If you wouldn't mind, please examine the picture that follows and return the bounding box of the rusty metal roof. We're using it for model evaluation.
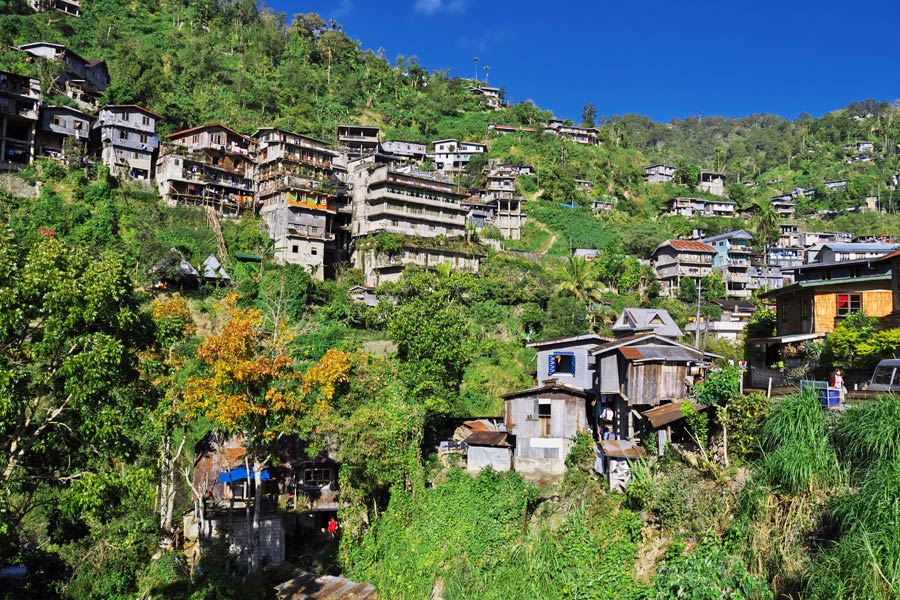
[598,440,646,459]
[666,240,716,252]
[465,431,510,447]
[619,345,702,363]
[642,401,708,429]
[276,573,377,600]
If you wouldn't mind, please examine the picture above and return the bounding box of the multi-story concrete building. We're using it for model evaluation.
[36,105,90,161]
[543,120,600,145]
[347,158,481,285]
[431,139,487,172]
[643,164,676,184]
[380,140,426,161]
[468,85,502,109]
[483,166,524,240]
[27,0,80,16]
[17,42,108,110]
[698,171,727,196]
[93,105,160,179]
[665,197,736,218]
[0,70,41,171]
[650,240,716,297]
[255,128,342,280]
[702,230,755,298]
[337,124,379,157]
[155,124,255,214]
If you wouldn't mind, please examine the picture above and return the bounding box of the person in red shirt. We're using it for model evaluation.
[327,517,338,538]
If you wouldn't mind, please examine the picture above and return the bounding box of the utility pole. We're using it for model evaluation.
[473,56,479,84]
[695,277,703,349]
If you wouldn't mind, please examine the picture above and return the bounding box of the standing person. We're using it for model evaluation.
[327,517,338,538]
[831,369,846,402]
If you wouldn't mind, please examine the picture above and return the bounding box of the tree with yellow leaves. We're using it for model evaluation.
[183,295,350,573]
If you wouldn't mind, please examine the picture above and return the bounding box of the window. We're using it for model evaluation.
[311,248,318,255]
[537,402,551,418]
[119,130,127,140]
[548,352,576,375]
[139,134,149,143]
[121,112,129,121]
[73,121,83,130]
[52,116,62,126]
[142,115,150,126]
[292,245,299,253]
[872,366,895,387]
[303,468,332,487]
[836,293,862,317]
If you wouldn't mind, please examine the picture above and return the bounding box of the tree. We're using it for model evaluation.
[751,201,780,249]
[183,295,350,573]
[678,277,698,303]
[695,365,741,466]
[701,271,726,303]
[387,291,472,418]
[0,233,147,505]
[581,103,597,128]
[557,255,603,303]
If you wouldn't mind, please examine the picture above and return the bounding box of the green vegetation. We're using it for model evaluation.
[2,0,900,597]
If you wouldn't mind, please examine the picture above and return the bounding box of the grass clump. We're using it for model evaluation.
[759,390,841,494]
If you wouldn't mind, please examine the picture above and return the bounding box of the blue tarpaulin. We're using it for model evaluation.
[218,466,272,483]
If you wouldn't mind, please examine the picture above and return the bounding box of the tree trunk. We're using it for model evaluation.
[252,457,264,574]
[159,432,186,532]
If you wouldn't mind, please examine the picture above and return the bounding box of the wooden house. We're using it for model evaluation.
[526,333,614,391]
[589,334,710,440]
[502,382,593,475]
[746,257,893,387]
[0,70,40,170]
[156,124,256,214]
[650,240,716,298]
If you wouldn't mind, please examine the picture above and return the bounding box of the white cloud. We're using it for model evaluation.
[332,0,353,19]
[413,0,468,15]
[457,30,513,53]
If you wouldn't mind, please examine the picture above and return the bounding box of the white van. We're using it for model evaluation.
[867,359,900,392]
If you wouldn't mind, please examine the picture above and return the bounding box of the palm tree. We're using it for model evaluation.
[557,255,604,304]
[752,200,779,249]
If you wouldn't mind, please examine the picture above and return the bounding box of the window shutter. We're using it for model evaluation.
[548,354,556,375]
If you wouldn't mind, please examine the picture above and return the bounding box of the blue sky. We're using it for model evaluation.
[267,0,900,123]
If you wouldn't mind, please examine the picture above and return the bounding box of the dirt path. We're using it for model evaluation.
[531,220,558,255]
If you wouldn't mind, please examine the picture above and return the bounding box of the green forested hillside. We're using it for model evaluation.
[2,1,900,599]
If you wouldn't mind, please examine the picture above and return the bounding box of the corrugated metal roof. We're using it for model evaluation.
[626,345,702,362]
[598,440,646,459]
[501,382,592,400]
[666,240,716,252]
[276,573,377,600]
[642,401,707,429]
[465,432,510,447]
[760,274,890,298]
[619,347,644,360]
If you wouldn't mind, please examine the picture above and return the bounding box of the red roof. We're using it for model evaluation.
[666,240,716,252]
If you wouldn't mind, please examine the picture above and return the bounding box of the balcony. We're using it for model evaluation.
[368,187,467,212]
[368,203,466,227]
[286,224,336,241]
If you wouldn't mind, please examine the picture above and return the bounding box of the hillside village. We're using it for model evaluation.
[3,1,900,599]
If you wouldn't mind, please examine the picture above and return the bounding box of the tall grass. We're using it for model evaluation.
[759,390,841,494]
[833,393,900,468]
[804,399,900,598]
